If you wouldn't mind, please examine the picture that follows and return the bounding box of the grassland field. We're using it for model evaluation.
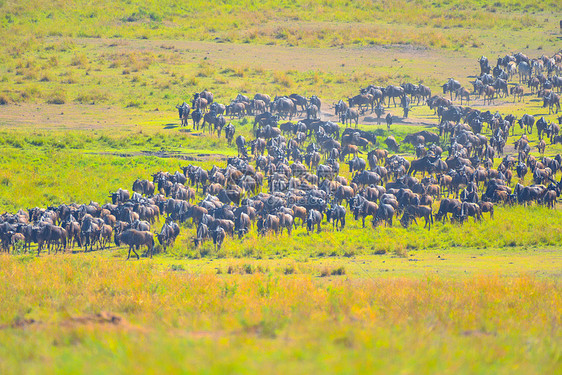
[0,1,562,374]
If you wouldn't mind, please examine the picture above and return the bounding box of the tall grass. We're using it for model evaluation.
[0,255,559,374]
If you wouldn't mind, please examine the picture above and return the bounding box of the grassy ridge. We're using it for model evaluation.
[0,0,560,108]
[0,255,560,374]
[0,0,554,47]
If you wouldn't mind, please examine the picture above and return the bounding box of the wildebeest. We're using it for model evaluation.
[517,114,535,134]
[132,179,155,196]
[224,122,236,145]
[400,205,433,230]
[114,229,154,259]
[543,92,560,114]
[442,79,461,100]
[176,102,190,127]
[157,221,180,251]
[306,209,322,233]
[372,203,394,227]
[384,85,405,107]
[211,227,226,251]
[326,204,346,231]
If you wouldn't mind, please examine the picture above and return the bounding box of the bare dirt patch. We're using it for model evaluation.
[0,103,152,131]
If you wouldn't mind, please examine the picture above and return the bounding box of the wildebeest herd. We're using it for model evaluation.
[1,50,562,258]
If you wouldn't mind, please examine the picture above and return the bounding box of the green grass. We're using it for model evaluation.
[1,1,562,373]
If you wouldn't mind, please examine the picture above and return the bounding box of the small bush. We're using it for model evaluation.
[320,266,346,277]
[283,263,297,275]
[0,94,8,105]
[47,92,66,105]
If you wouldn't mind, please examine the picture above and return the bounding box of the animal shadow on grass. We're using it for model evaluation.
[164,123,179,129]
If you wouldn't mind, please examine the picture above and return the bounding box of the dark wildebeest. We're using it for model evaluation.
[435,198,462,223]
[372,203,394,227]
[517,114,535,134]
[191,108,203,130]
[384,85,405,107]
[385,113,393,130]
[326,204,346,231]
[193,223,209,248]
[400,205,433,230]
[211,227,226,251]
[478,56,491,75]
[348,155,366,173]
[111,188,130,204]
[289,93,308,114]
[352,198,378,228]
[442,79,461,100]
[157,222,180,251]
[306,209,322,233]
[132,179,155,196]
[234,212,251,239]
[114,229,154,260]
[543,92,561,114]
[224,122,236,145]
[334,99,349,118]
[348,94,374,113]
[176,102,190,127]
[384,135,399,152]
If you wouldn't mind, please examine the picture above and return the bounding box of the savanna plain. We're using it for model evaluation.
[0,1,561,374]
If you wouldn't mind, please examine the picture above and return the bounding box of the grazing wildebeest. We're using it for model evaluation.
[435,198,462,223]
[132,179,155,196]
[257,214,281,236]
[372,203,394,227]
[517,114,535,134]
[458,202,482,224]
[157,221,180,251]
[401,205,433,230]
[114,229,154,260]
[384,135,399,152]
